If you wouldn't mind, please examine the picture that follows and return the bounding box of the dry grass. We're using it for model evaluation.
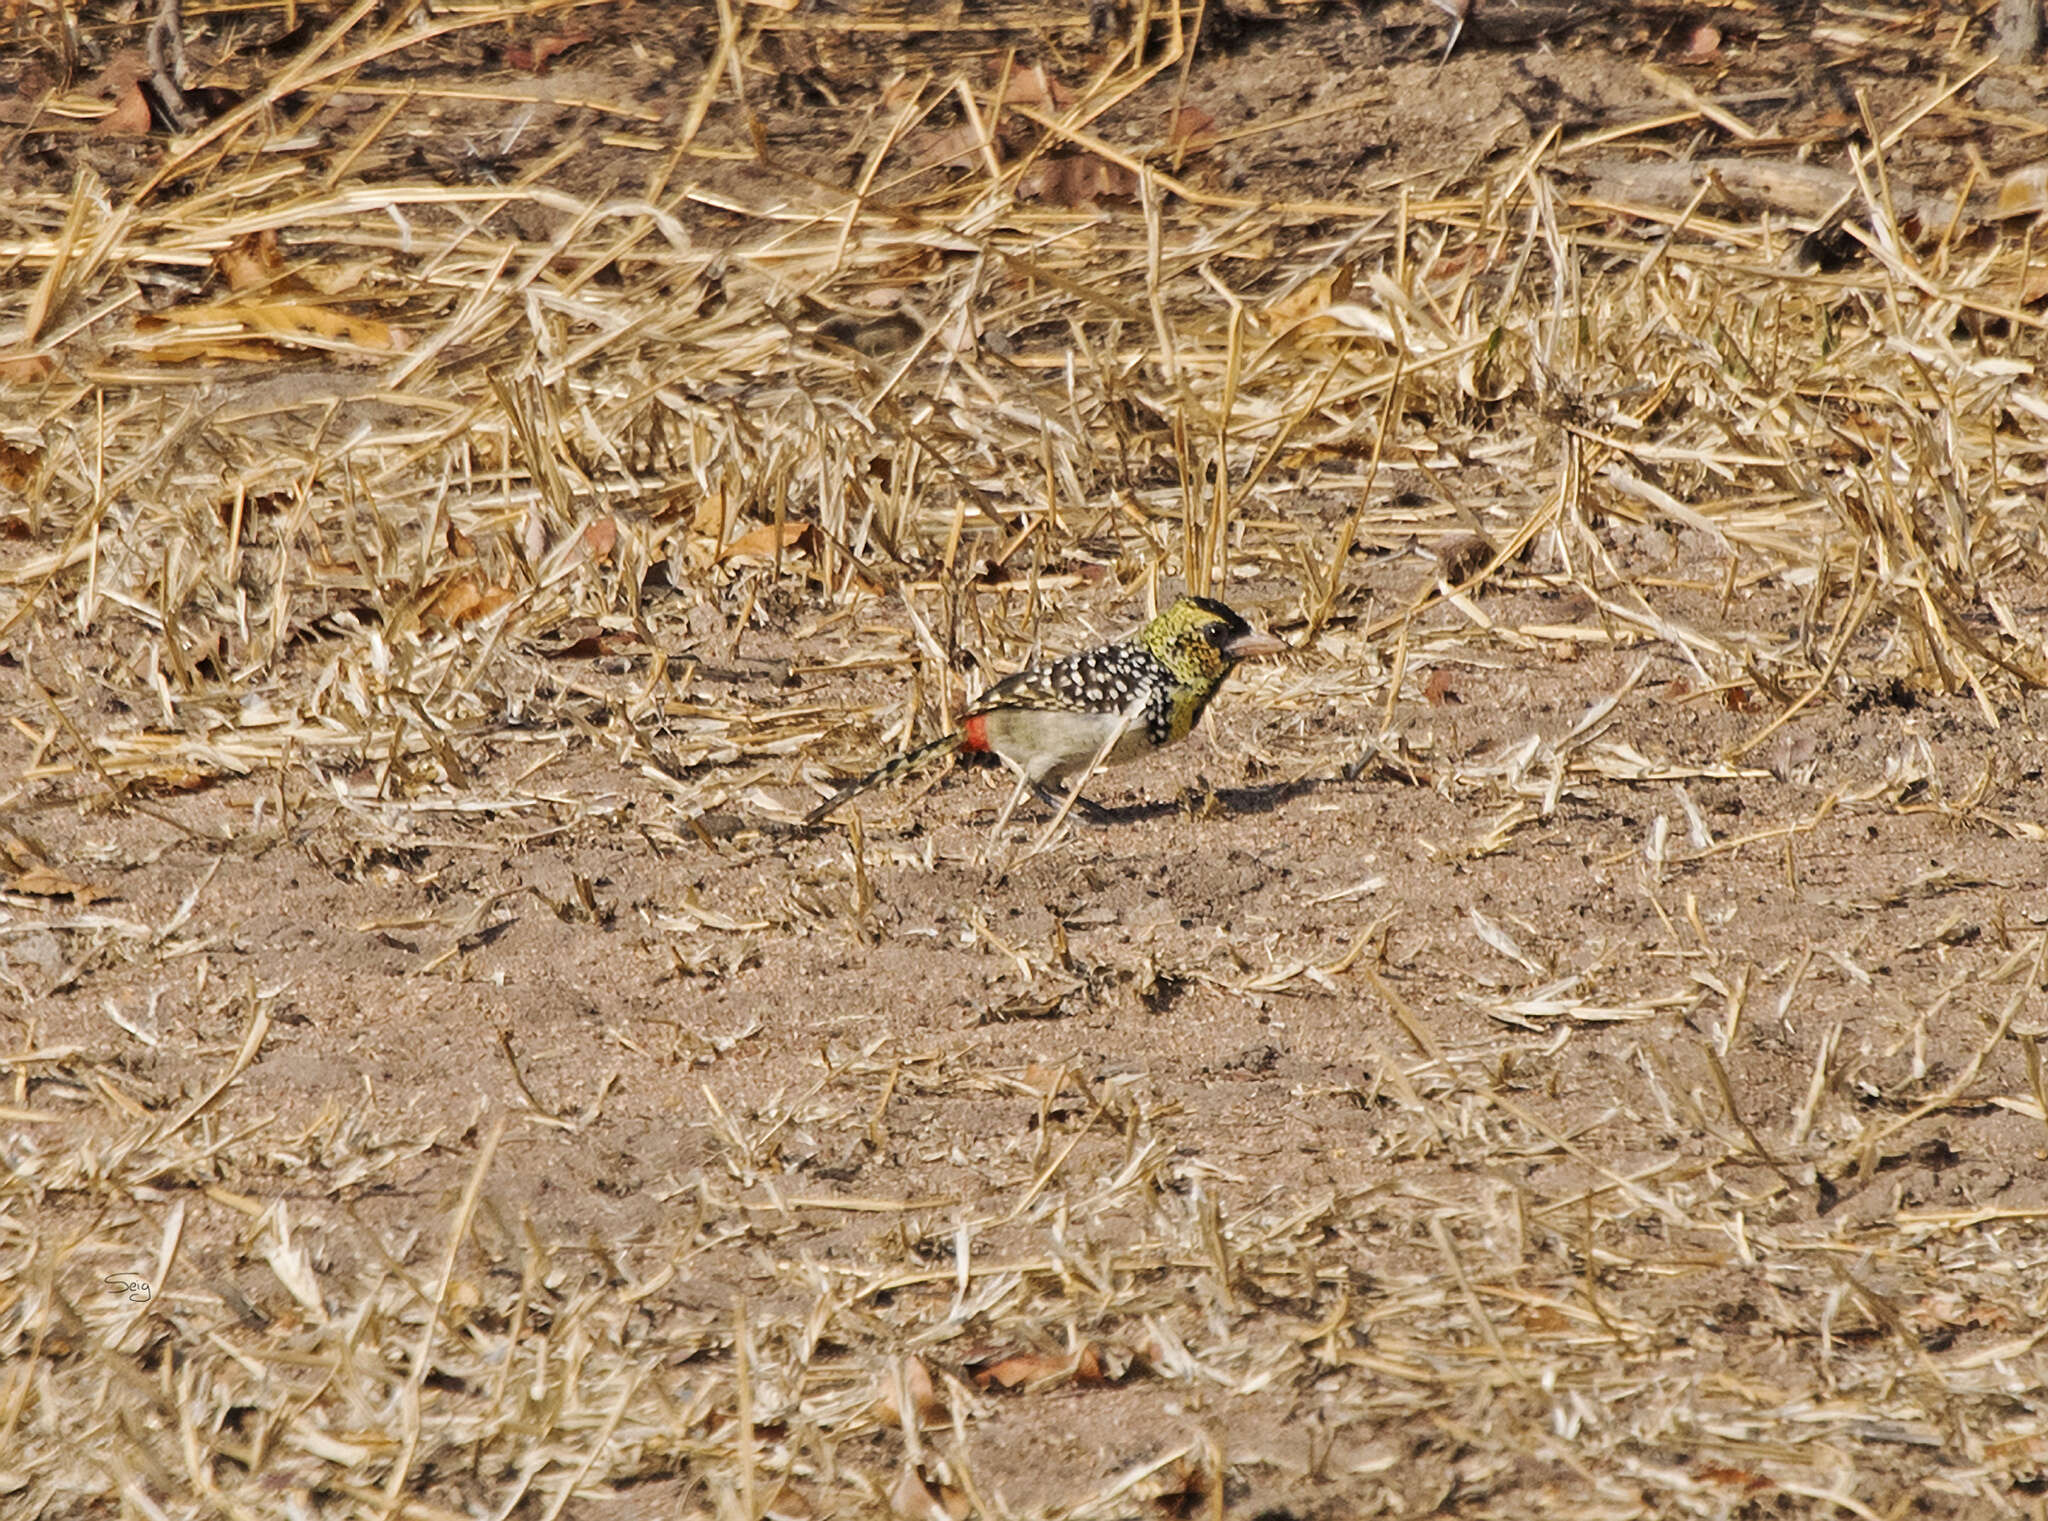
[6,0,2048,1516]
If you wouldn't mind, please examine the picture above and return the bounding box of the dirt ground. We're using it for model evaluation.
[7,2,2048,1518]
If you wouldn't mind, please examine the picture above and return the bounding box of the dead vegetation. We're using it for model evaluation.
[6,1,2048,1516]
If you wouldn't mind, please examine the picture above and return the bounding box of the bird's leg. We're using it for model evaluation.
[987,767,1035,840]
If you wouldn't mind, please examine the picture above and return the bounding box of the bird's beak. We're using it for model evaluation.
[1224,629,1288,659]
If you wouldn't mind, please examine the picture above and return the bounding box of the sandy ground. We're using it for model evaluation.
[6,3,2048,1517]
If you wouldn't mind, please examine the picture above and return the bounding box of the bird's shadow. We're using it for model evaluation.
[1071,774,1330,826]
[700,770,1375,849]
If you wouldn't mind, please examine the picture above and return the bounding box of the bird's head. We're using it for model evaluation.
[1141,596,1288,681]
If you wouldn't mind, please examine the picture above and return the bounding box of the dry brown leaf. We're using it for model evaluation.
[851,284,913,311]
[1149,1454,1215,1519]
[545,628,641,660]
[1019,1061,1065,1092]
[1018,154,1139,207]
[1912,1291,2014,1331]
[1260,265,1356,329]
[691,485,728,539]
[506,31,591,73]
[218,230,287,294]
[1167,104,1216,154]
[0,353,55,385]
[296,260,377,296]
[87,50,155,135]
[999,62,1069,110]
[231,300,402,350]
[1426,243,1491,285]
[8,866,104,904]
[871,1354,941,1427]
[1517,1303,1571,1333]
[1694,1464,1771,1492]
[917,122,991,172]
[135,300,402,352]
[133,766,217,796]
[581,516,619,564]
[0,439,41,492]
[1679,22,1723,60]
[1998,164,2048,219]
[98,81,154,136]
[967,1341,1105,1391]
[216,230,372,299]
[761,1482,818,1521]
[429,574,518,626]
[887,1464,967,1521]
[1423,668,1460,707]
[718,521,810,562]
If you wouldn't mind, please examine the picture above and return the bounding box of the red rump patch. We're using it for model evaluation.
[960,714,990,753]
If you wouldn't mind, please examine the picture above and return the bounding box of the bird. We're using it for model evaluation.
[805,596,1286,826]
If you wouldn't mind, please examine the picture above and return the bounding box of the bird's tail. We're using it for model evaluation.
[804,730,967,826]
